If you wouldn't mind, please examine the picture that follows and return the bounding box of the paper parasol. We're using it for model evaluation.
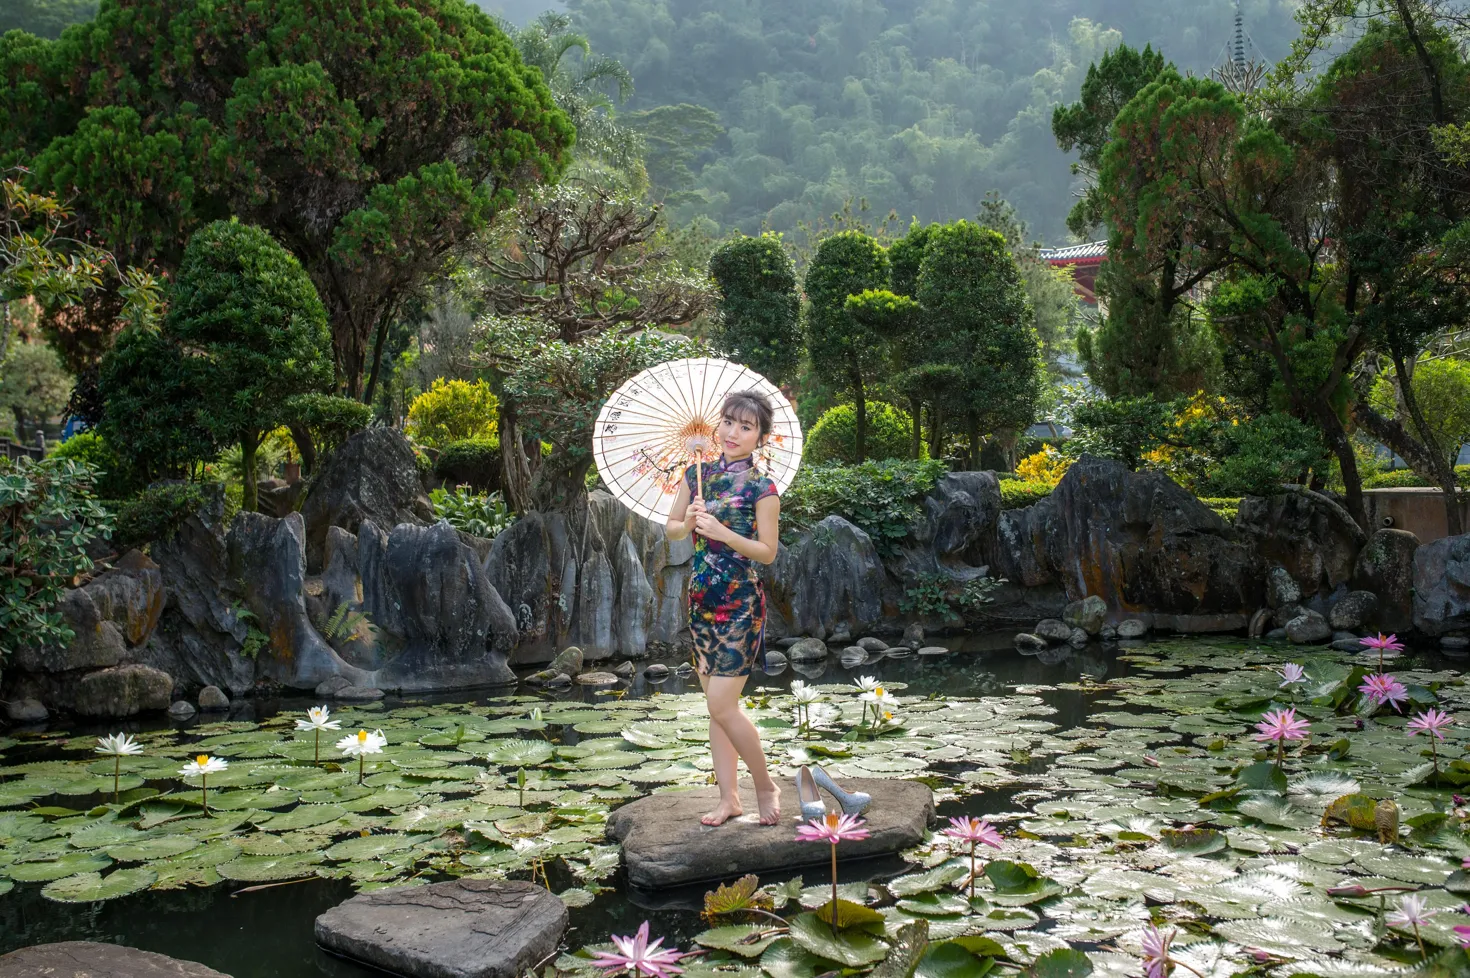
[592,357,803,523]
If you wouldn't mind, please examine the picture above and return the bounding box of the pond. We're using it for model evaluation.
[0,634,1465,977]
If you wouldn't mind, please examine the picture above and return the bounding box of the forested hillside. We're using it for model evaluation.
[562,0,1300,241]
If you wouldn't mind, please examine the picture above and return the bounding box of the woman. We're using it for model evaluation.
[665,390,783,826]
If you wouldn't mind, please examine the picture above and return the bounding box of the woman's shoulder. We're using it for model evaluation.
[751,472,779,500]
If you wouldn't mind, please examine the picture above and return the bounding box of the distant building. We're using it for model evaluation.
[1038,241,1107,305]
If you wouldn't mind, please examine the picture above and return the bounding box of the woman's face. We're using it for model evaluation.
[719,410,762,459]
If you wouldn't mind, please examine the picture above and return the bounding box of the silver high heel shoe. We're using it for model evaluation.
[796,766,827,820]
[810,763,872,816]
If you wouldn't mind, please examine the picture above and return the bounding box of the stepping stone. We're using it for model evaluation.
[0,942,231,978]
[916,646,950,656]
[315,879,567,978]
[606,778,934,888]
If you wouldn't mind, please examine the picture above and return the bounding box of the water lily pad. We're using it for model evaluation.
[695,925,784,957]
[787,912,889,966]
[104,836,200,862]
[326,832,422,861]
[760,939,826,978]
[41,866,157,903]
[216,852,324,881]
[483,741,556,766]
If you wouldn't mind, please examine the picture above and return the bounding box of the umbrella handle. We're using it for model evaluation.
[696,455,704,504]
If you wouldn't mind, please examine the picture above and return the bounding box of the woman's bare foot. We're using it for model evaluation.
[756,783,781,825]
[702,798,743,826]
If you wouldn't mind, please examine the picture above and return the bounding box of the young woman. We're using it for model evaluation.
[665,391,783,826]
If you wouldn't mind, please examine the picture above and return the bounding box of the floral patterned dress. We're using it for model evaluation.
[686,455,778,677]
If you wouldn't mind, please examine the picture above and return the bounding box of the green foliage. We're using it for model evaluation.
[807,402,920,465]
[999,480,1054,509]
[1199,497,1241,522]
[623,103,724,201]
[1369,359,1470,470]
[407,378,500,449]
[4,0,573,395]
[435,438,502,493]
[901,573,1004,622]
[98,325,220,483]
[1206,413,1329,497]
[708,233,801,385]
[782,458,946,556]
[430,486,515,539]
[1364,466,1470,490]
[1067,395,1173,471]
[319,602,375,646]
[0,455,111,664]
[49,430,133,498]
[0,338,71,438]
[281,393,371,464]
[165,221,334,512]
[111,483,206,551]
[0,0,97,39]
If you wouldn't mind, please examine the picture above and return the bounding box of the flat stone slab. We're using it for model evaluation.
[314,879,567,978]
[0,942,231,978]
[607,778,934,888]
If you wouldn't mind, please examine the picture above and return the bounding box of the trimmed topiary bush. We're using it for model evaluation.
[435,438,501,493]
[406,378,498,448]
[807,402,922,464]
[999,480,1053,509]
[112,483,207,551]
[782,458,946,555]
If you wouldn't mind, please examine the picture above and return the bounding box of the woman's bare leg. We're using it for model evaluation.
[704,674,781,825]
[698,670,743,825]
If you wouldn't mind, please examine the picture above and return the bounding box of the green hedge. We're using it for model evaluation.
[783,458,946,555]
[806,402,923,464]
[1362,465,1470,489]
[999,480,1053,509]
[50,431,137,499]
[1200,497,1242,522]
[111,483,207,551]
[435,437,501,493]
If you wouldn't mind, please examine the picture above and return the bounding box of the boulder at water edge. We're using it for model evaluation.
[1236,490,1365,596]
[606,779,934,887]
[0,942,232,978]
[767,515,888,640]
[314,879,567,978]
[1354,528,1419,633]
[300,427,433,572]
[1414,532,1470,636]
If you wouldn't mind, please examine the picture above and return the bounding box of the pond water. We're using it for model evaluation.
[1,633,1464,977]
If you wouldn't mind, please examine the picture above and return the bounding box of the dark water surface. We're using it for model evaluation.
[0,634,1132,977]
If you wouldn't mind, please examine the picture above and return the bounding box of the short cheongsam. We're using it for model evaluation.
[686,455,778,677]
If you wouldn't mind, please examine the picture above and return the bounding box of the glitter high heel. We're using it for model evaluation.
[796,766,827,820]
[810,763,872,816]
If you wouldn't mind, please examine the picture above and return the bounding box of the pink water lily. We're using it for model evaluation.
[798,812,870,936]
[1409,708,1455,776]
[1278,663,1306,687]
[1455,924,1470,948]
[589,921,688,978]
[1359,673,1409,712]
[1255,707,1309,767]
[1141,925,1172,978]
[1362,633,1406,672]
[943,816,1002,899]
[1387,893,1436,959]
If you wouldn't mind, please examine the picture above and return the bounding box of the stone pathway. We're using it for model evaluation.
[314,879,567,978]
[0,941,231,978]
[606,778,935,888]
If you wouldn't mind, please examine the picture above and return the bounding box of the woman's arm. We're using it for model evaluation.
[664,477,704,541]
[693,494,780,564]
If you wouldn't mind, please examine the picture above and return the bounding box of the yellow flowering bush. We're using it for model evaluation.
[1016,445,1072,486]
[406,378,499,448]
[1141,391,1240,491]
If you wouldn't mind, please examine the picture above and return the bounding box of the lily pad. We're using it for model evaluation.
[41,867,158,903]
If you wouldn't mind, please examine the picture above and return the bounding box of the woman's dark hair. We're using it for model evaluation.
[722,390,774,441]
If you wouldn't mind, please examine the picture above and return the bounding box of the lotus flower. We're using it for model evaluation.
[95,733,144,803]
[178,754,228,814]
[1362,632,1405,671]
[1277,663,1306,688]
[1359,673,1409,712]
[944,816,1002,898]
[1408,708,1453,741]
[1387,893,1436,958]
[852,675,881,694]
[588,921,688,978]
[337,728,388,784]
[798,812,871,934]
[295,705,341,763]
[791,680,822,735]
[1141,925,1174,978]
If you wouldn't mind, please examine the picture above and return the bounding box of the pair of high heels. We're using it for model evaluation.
[795,763,871,820]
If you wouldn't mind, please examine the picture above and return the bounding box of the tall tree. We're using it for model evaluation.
[708,233,801,386]
[803,230,890,461]
[0,0,572,400]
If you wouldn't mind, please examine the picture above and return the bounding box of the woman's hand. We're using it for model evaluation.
[693,508,730,542]
[686,498,708,532]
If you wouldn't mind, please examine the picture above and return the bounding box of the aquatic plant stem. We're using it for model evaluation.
[315,729,321,764]
[1413,922,1427,960]
[969,841,978,900]
[358,753,365,785]
[201,774,209,815]
[830,844,839,937]
[112,755,121,804]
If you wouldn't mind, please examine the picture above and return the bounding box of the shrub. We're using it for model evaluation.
[782,458,946,555]
[1015,445,1072,486]
[1204,412,1328,497]
[806,402,922,464]
[112,483,207,551]
[1067,394,1173,470]
[1200,497,1241,522]
[435,438,501,493]
[1,456,113,664]
[406,378,498,448]
[430,486,515,539]
[283,393,372,465]
[999,480,1053,509]
[50,431,136,498]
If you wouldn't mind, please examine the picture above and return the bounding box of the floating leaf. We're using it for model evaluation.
[787,912,890,966]
[915,943,995,978]
[705,873,767,916]
[216,853,324,882]
[694,925,783,958]
[7,852,113,882]
[813,898,887,929]
[41,867,157,903]
[870,920,929,978]
[1024,949,1092,978]
[759,939,825,978]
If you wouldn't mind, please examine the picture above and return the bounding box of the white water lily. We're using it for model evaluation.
[852,675,881,694]
[337,728,388,785]
[791,680,822,704]
[859,684,895,707]
[296,705,342,763]
[178,754,228,815]
[94,733,144,757]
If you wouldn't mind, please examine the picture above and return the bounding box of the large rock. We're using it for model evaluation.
[1063,595,1108,635]
[358,520,518,690]
[1328,590,1378,631]
[785,637,828,662]
[301,427,432,572]
[0,942,232,978]
[11,550,163,674]
[1354,529,1420,633]
[71,664,173,717]
[1414,533,1470,636]
[606,779,935,887]
[1236,490,1365,597]
[895,471,1002,584]
[768,515,888,640]
[1285,610,1332,645]
[314,879,567,978]
[229,512,367,690]
[994,456,1260,614]
[1265,567,1302,610]
[1034,619,1072,643]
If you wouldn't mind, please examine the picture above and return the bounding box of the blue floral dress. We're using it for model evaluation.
[686,455,778,677]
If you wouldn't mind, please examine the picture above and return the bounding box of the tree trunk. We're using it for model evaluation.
[499,404,536,514]
[1353,400,1464,535]
[240,437,259,515]
[11,408,24,446]
[1389,350,1463,535]
[929,405,944,459]
[852,375,868,463]
[965,412,980,471]
[1317,407,1368,533]
[288,422,317,476]
[529,450,592,514]
[910,398,922,459]
[361,313,393,407]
